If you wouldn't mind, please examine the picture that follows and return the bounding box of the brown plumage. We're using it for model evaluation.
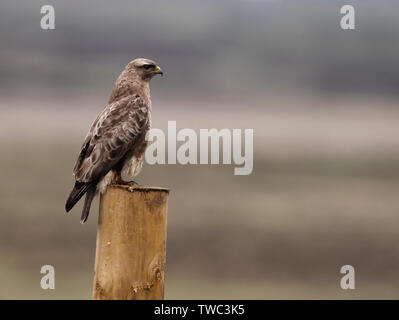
[65,58,163,223]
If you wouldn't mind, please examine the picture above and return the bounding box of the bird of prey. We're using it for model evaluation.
[65,58,163,223]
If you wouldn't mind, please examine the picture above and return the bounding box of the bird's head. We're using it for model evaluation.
[125,58,163,81]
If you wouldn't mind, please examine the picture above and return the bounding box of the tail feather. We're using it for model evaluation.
[65,181,92,212]
[80,185,96,224]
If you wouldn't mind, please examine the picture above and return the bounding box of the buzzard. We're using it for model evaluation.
[65,58,163,223]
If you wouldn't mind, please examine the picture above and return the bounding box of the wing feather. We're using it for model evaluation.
[73,96,150,183]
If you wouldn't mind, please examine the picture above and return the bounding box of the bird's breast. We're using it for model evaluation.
[122,155,144,179]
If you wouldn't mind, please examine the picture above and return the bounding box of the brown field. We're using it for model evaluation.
[1,95,399,299]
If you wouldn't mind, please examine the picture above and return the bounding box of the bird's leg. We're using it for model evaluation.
[114,170,125,185]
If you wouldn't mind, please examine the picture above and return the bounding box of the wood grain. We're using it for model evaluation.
[92,184,169,300]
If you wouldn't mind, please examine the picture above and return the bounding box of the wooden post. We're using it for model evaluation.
[92,184,169,300]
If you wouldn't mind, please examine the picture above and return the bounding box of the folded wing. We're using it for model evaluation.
[74,95,150,183]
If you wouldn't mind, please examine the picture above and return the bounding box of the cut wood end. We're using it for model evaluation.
[108,184,170,194]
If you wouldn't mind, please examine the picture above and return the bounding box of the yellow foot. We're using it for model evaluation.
[113,179,141,187]
[114,177,127,185]
[126,180,141,187]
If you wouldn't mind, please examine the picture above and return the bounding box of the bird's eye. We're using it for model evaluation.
[143,64,153,70]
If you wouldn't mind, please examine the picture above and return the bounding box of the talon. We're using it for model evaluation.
[126,180,141,187]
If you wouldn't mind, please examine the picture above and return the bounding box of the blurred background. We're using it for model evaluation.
[1,0,399,299]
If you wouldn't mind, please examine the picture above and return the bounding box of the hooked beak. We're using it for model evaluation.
[154,65,164,77]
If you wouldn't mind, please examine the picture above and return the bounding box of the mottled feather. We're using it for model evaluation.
[73,95,150,183]
[65,57,162,222]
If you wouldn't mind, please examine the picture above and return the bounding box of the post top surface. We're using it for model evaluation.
[109,184,170,194]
